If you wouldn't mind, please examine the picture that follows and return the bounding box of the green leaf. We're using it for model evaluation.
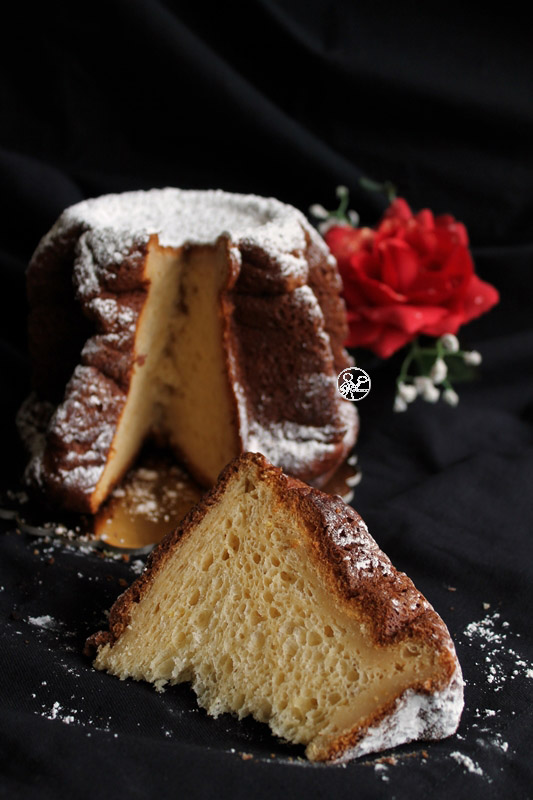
[446,356,479,384]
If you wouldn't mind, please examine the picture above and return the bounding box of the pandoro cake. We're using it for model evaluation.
[86,453,463,762]
[21,189,358,513]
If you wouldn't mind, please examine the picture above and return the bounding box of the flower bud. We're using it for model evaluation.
[464,350,482,366]
[309,204,329,220]
[397,382,417,403]
[348,209,360,227]
[440,333,460,353]
[443,388,459,407]
[414,376,431,394]
[415,376,440,403]
[424,383,440,403]
[393,394,408,413]
[430,357,448,385]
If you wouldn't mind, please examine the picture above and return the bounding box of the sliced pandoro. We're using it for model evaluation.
[86,452,463,762]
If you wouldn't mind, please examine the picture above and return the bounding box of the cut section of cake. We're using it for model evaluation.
[86,453,463,762]
[22,189,358,513]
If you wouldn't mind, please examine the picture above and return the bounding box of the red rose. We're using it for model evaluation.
[325,198,499,358]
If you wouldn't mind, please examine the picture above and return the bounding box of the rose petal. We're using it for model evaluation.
[379,239,420,293]
[342,255,407,306]
[408,245,473,303]
[414,209,435,229]
[419,275,499,336]
[459,273,500,321]
[340,276,370,310]
[403,225,438,259]
[435,215,469,246]
[325,225,373,266]
[360,303,448,335]
[384,197,412,221]
[370,327,416,359]
[345,313,384,349]
[345,314,414,358]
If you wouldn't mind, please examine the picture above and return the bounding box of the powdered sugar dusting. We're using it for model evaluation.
[246,420,343,476]
[313,498,399,582]
[34,189,318,281]
[332,670,464,763]
[47,365,123,493]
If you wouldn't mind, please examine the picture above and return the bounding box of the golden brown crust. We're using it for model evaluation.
[286,486,454,654]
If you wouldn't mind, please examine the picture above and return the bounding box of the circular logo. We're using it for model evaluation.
[337,367,371,402]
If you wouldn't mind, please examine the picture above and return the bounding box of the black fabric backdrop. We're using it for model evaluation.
[1,2,532,798]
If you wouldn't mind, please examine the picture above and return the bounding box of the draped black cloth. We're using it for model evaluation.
[1,3,531,797]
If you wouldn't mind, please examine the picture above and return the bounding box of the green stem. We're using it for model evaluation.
[397,338,419,385]
[359,177,397,204]
[335,186,350,220]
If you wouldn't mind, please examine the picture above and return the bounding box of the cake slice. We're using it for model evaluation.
[86,453,463,762]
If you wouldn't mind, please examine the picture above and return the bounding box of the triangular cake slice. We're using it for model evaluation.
[86,453,463,762]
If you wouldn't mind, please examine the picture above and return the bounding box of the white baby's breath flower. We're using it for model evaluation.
[414,376,431,394]
[397,382,417,403]
[393,394,408,413]
[430,357,448,385]
[336,185,349,198]
[464,350,482,366]
[348,209,360,227]
[440,333,460,353]
[424,383,440,403]
[309,204,329,220]
[415,376,440,403]
[443,388,459,407]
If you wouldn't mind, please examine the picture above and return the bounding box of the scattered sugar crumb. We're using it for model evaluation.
[27,615,60,629]
[461,611,533,692]
[450,752,484,776]
[374,763,390,781]
[43,702,76,725]
[130,559,146,575]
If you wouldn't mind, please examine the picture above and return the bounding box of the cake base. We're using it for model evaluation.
[93,448,361,551]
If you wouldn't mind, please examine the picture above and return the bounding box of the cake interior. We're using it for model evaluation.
[92,239,240,510]
[94,461,443,760]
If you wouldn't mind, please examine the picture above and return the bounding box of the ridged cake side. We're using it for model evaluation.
[24,189,357,512]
